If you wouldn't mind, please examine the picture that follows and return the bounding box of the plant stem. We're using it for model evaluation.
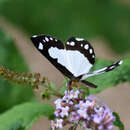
[0,66,63,98]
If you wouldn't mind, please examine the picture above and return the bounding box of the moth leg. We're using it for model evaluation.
[81,80,97,88]
[66,80,73,89]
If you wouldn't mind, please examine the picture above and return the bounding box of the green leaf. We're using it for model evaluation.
[0,29,34,112]
[87,58,129,93]
[113,112,124,130]
[0,102,54,130]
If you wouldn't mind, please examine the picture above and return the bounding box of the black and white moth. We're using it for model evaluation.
[31,34,123,88]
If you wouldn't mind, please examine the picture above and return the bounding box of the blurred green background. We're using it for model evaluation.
[0,0,130,112]
[0,0,130,53]
[0,0,130,129]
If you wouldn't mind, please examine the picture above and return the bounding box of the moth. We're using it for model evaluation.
[31,34,122,88]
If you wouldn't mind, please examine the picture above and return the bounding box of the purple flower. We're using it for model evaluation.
[75,100,87,109]
[51,120,56,130]
[54,109,61,117]
[73,89,80,99]
[85,95,96,108]
[63,90,73,100]
[55,119,63,128]
[51,89,115,130]
[60,106,69,117]
[93,114,103,124]
[77,109,88,119]
[63,89,80,102]
[82,121,91,130]
[54,98,63,109]
[69,112,80,122]
[68,100,74,105]
[92,105,115,130]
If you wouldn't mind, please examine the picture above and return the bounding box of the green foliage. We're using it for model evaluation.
[0,0,130,53]
[88,58,129,93]
[0,102,54,130]
[0,29,34,112]
[113,112,124,130]
[41,82,58,99]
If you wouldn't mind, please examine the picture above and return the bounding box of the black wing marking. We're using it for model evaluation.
[31,34,64,50]
[65,37,95,65]
[81,80,97,88]
[81,60,123,79]
[31,34,73,78]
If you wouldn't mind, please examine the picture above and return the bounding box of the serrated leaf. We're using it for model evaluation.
[113,112,124,130]
[0,102,54,130]
[0,29,34,112]
[88,58,129,94]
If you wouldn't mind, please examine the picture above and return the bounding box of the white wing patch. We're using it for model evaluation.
[84,44,89,50]
[45,37,49,42]
[48,47,93,77]
[119,60,123,65]
[75,38,84,41]
[81,67,107,79]
[38,42,43,50]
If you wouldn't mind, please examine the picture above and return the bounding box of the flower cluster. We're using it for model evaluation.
[51,89,115,130]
